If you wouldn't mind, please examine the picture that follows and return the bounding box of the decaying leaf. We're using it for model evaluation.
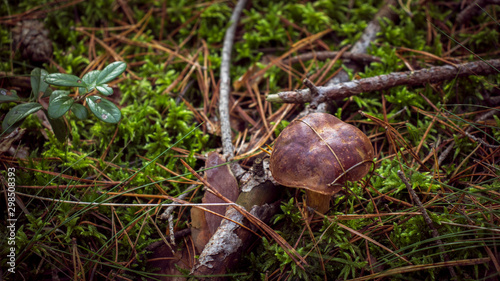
[190,151,239,252]
[0,128,25,155]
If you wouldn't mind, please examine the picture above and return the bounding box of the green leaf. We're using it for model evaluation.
[86,95,121,123]
[45,73,87,88]
[96,84,113,96]
[0,88,20,103]
[71,103,88,120]
[81,70,100,93]
[31,68,49,97]
[2,103,42,133]
[42,87,53,98]
[96,62,126,85]
[48,90,74,119]
[47,115,68,142]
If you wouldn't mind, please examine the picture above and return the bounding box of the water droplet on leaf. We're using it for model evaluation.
[102,114,108,120]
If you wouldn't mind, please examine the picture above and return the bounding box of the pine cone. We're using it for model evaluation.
[12,20,53,63]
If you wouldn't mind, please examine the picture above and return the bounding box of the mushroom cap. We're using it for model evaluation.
[270,113,374,195]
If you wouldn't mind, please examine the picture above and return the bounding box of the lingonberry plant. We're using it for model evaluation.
[1,62,126,142]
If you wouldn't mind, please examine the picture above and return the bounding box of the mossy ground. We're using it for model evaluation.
[1,1,499,280]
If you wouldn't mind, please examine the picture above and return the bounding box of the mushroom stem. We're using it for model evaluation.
[305,190,331,214]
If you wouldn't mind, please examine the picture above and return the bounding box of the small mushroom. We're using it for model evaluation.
[269,113,374,214]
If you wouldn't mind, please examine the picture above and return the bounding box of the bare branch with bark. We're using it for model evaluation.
[267,59,500,105]
[456,0,500,25]
[298,0,398,114]
[219,0,247,162]
[281,51,381,65]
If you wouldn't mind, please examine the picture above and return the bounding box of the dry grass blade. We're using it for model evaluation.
[336,221,411,265]
[20,167,120,185]
[250,28,333,82]
[106,191,257,235]
[398,170,456,278]
[348,258,491,281]
[359,111,427,169]
[234,104,292,160]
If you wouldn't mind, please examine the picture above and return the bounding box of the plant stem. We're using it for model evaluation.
[306,190,331,214]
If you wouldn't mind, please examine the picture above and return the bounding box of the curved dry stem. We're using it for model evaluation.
[219,0,248,161]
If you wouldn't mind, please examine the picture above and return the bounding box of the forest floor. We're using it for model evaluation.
[1,0,499,280]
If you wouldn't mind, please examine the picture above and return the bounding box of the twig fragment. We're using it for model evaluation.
[267,59,500,105]
[456,0,500,25]
[219,0,247,161]
[397,170,457,278]
[281,51,381,65]
[160,184,198,245]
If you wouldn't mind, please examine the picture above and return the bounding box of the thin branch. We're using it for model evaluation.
[436,110,499,169]
[281,51,381,65]
[160,184,198,245]
[464,131,500,148]
[325,0,398,87]
[397,170,457,278]
[456,0,500,25]
[283,0,398,112]
[219,0,247,160]
[267,59,500,104]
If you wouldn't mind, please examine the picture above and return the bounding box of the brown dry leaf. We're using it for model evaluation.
[203,152,239,235]
[146,241,193,281]
[0,128,25,155]
[190,207,211,253]
[233,62,262,91]
[190,152,239,253]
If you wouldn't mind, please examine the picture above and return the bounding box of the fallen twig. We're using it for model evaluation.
[456,0,500,25]
[281,51,381,65]
[219,0,246,162]
[325,0,398,87]
[274,0,398,113]
[159,184,198,245]
[397,170,457,279]
[267,59,500,106]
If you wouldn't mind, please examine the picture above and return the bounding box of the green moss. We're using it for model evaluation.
[2,0,499,279]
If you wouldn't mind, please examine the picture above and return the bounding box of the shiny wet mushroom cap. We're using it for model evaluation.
[270,113,374,196]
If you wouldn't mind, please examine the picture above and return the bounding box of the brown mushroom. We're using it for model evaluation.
[269,113,374,214]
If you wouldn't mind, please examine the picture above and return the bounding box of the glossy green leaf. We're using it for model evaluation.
[71,103,88,120]
[47,115,68,142]
[86,95,121,123]
[96,84,113,96]
[31,68,49,97]
[2,103,42,133]
[42,87,53,98]
[0,88,20,103]
[45,73,87,88]
[81,70,100,93]
[96,62,126,85]
[48,90,74,119]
